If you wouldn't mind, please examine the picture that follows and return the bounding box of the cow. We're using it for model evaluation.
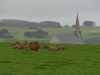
[48,46,58,51]
[12,41,21,46]
[29,41,39,45]
[14,44,24,50]
[23,43,31,49]
[23,41,29,45]
[42,46,49,49]
[56,44,67,50]
[30,44,40,51]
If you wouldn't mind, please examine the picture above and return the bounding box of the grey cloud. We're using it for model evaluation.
[0,0,100,26]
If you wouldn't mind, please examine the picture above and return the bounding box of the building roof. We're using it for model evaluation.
[56,33,84,44]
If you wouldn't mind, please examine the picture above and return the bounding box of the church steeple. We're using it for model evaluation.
[75,13,81,31]
[74,13,85,44]
[74,13,82,38]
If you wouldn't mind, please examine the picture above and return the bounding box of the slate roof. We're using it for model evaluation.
[56,33,84,44]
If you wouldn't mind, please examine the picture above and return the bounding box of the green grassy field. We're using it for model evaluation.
[0,42,100,75]
[0,26,100,44]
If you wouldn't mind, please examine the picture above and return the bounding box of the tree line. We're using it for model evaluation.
[0,19,61,28]
[0,19,96,27]
[72,21,96,27]
[83,21,96,27]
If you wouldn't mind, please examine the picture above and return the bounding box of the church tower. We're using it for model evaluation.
[74,13,85,43]
[74,13,81,38]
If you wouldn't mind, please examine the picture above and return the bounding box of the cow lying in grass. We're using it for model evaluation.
[23,41,29,45]
[30,44,40,51]
[12,41,23,50]
[56,44,67,50]
[42,46,49,49]
[14,43,24,50]
[23,41,40,51]
[29,41,39,45]
[48,46,58,51]
[23,42,31,50]
[12,41,21,46]
[12,41,67,52]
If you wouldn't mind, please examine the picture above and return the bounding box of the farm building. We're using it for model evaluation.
[50,13,85,44]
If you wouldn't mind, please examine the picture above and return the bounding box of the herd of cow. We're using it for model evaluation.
[12,41,67,52]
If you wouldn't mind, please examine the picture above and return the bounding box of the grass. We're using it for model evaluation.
[0,42,100,75]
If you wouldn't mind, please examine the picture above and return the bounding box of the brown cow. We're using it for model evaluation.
[29,41,39,45]
[12,41,21,46]
[42,46,49,49]
[30,44,40,51]
[23,43,31,49]
[56,45,67,50]
[14,44,24,50]
[23,41,29,45]
[48,46,58,51]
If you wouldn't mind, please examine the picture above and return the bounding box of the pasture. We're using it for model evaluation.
[0,26,100,44]
[0,42,100,75]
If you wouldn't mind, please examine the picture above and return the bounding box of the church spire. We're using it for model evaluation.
[74,13,86,44]
[75,13,81,31]
[74,12,82,38]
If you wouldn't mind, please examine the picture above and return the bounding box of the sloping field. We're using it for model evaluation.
[0,42,100,75]
[0,26,100,44]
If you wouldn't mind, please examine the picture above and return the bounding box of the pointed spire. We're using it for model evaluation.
[74,12,82,38]
[75,13,80,31]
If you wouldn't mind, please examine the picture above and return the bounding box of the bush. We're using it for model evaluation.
[0,29,13,38]
[24,29,48,38]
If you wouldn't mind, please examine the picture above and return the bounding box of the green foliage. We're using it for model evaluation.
[0,21,3,26]
[1,19,40,27]
[0,42,100,75]
[72,24,75,27]
[0,29,13,38]
[64,25,69,27]
[83,21,96,27]
[40,21,62,27]
[1,19,62,28]
[24,29,48,38]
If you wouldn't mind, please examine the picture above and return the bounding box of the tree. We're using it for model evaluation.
[40,21,62,27]
[0,22,3,26]
[24,29,48,38]
[0,29,13,38]
[83,21,96,27]
[64,25,69,27]
[1,19,40,27]
[72,24,75,27]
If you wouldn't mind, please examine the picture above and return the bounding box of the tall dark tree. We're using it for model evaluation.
[0,29,13,38]
[0,22,3,26]
[83,21,96,27]
[72,24,75,27]
[64,25,69,27]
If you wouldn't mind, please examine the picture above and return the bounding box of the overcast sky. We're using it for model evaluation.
[0,0,100,26]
